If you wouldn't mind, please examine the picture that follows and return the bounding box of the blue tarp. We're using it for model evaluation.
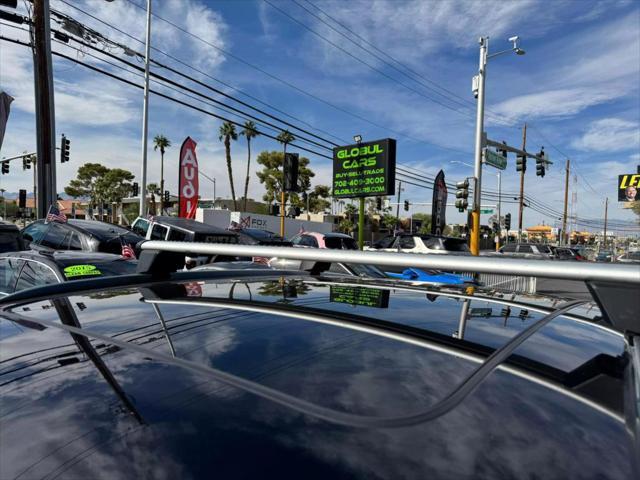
[385,268,472,285]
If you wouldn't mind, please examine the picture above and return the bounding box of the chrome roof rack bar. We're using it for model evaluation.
[140,241,640,285]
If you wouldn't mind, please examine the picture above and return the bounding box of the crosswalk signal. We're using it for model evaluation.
[1,161,9,175]
[22,156,31,170]
[535,147,545,177]
[404,200,409,211]
[516,154,526,173]
[455,179,469,212]
[132,182,139,196]
[60,134,70,163]
[164,190,170,203]
[505,213,511,230]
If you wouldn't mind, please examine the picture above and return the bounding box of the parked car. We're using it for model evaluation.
[616,251,640,263]
[552,247,585,261]
[366,234,470,255]
[290,231,358,250]
[131,216,239,244]
[595,250,614,262]
[0,222,25,253]
[0,243,636,479]
[234,228,292,246]
[21,219,144,255]
[497,242,554,259]
[0,250,137,295]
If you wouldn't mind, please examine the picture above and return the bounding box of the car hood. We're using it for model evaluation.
[0,277,632,479]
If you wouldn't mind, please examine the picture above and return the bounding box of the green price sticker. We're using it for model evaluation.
[63,264,102,278]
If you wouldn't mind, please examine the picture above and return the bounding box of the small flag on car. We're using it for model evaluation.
[120,238,136,259]
[45,204,67,224]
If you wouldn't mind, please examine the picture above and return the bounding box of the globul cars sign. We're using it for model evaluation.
[332,138,396,198]
[618,173,639,202]
[179,136,199,219]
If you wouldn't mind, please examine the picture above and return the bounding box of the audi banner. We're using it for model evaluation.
[178,137,199,219]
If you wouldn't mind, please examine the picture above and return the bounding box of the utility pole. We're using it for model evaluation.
[470,37,488,256]
[395,180,402,234]
[280,144,286,238]
[517,123,527,241]
[562,158,570,246]
[496,170,501,251]
[32,0,57,217]
[603,197,608,250]
[139,0,152,216]
[33,157,37,218]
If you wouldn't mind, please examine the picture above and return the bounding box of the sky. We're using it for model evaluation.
[0,0,639,233]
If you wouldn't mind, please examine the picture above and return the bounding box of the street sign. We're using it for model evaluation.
[332,138,396,198]
[480,209,493,214]
[484,148,507,170]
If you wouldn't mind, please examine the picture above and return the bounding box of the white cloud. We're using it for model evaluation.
[571,118,640,152]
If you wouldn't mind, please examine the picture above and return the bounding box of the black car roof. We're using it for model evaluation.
[1,249,128,265]
[151,216,237,235]
[0,273,631,479]
[0,221,19,232]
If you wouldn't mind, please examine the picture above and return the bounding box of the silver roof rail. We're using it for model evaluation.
[140,241,640,285]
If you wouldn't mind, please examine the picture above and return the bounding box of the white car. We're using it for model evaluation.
[366,234,470,255]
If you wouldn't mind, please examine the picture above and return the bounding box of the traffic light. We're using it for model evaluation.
[271,204,280,216]
[535,147,545,177]
[376,197,382,210]
[516,154,526,173]
[132,182,139,196]
[404,200,409,211]
[164,190,170,203]
[505,213,511,230]
[60,134,70,163]
[497,141,508,158]
[18,189,26,209]
[22,156,31,170]
[283,153,299,192]
[1,161,8,175]
[455,179,469,212]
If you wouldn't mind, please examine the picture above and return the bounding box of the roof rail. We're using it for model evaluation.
[139,241,640,284]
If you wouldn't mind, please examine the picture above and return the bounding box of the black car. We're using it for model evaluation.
[235,228,292,246]
[21,219,144,255]
[0,250,137,295]
[0,221,25,253]
[0,243,636,479]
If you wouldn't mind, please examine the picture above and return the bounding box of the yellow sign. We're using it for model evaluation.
[63,264,102,278]
[618,174,639,202]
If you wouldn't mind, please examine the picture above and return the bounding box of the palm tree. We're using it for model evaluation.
[240,121,259,212]
[218,121,239,210]
[153,134,171,213]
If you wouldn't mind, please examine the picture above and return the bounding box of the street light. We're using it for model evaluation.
[469,35,526,256]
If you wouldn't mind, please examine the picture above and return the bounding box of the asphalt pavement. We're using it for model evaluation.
[535,278,593,301]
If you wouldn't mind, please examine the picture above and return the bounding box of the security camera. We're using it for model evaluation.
[508,36,519,43]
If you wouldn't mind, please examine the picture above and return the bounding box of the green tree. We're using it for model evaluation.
[308,185,331,213]
[412,213,432,235]
[338,218,354,234]
[64,163,109,206]
[381,213,398,231]
[240,121,259,212]
[218,121,238,210]
[255,151,314,204]
[276,129,295,153]
[153,134,171,212]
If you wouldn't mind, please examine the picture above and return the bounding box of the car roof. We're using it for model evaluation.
[49,219,138,241]
[0,222,19,232]
[1,249,127,265]
[0,273,631,479]
[151,216,237,235]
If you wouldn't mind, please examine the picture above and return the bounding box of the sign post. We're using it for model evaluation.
[332,138,396,250]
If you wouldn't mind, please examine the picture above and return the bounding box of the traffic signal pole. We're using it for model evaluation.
[32,0,57,217]
[139,0,152,217]
[470,37,488,256]
[517,124,527,241]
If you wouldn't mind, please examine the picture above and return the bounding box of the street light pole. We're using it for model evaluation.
[139,0,152,217]
[470,36,488,256]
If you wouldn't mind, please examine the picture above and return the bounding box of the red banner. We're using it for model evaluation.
[178,137,199,219]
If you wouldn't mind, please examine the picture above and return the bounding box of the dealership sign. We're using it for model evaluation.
[618,174,639,202]
[332,138,396,198]
[178,137,199,219]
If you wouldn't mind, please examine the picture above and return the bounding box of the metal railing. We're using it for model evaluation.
[140,241,640,285]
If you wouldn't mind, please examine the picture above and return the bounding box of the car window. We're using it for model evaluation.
[15,260,59,291]
[40,223,69,249]
[0,231,22,253]
[150,224,168,240]
[423,237,443,250]
[518,245,533,253]
[167,229,188,241]
[131,218,150,237]
[374,236,395,249]
[67,231,83,250]
[0,257,23,294]
[442,239,469,252]
[327,262,350,275]
[298,235,318,248]
[501,244,517,253]
[21,222,49,245]
[325,236,356,250]
[399,236,415,249]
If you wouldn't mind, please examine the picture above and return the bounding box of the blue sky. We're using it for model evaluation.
[1,0,639,232]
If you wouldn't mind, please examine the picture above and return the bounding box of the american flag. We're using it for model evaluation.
[45,204,67,223]
[120,238,136,259]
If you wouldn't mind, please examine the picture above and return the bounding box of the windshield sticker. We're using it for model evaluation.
[64,264,102,278]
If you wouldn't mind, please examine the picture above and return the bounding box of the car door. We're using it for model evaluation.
[0,257,24,295]
[14,259,61,292]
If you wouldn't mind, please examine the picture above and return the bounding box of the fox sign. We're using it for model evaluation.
[178,137,199,218]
